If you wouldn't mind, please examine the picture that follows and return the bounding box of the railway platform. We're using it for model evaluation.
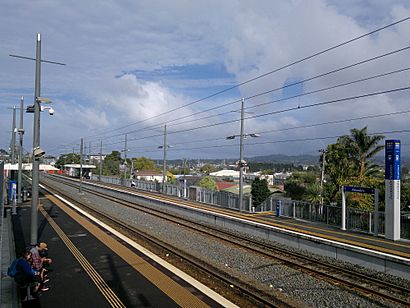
[66,176,410,280]
[1,193,235,307]
[254,212,410,257]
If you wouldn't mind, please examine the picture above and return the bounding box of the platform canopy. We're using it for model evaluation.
[3,163,58,171]
[63,164,96,169]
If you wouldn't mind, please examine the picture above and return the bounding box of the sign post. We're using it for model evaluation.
[385,139,401,241]
[341,186,378,233]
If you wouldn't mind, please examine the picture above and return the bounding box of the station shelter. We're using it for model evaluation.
[63,164,96,178]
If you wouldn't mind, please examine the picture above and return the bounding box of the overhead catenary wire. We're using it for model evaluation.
[93,86,410,148]
[72,16,410,140]
[129,128,410,154]
[80,45,410,141]
[162,65,410,129]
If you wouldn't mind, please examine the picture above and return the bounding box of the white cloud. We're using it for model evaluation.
[1,0,410,158]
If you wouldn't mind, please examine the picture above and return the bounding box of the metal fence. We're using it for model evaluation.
[92,175,410,239]
[93,175,180,197]
[270,197,410,239]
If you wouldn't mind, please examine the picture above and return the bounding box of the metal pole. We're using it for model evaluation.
[17,96,24,204]
[99,139,102,181]
[30,33,41,245]
[239,98,245,212]
[162,124,167,189]
[319,149,326,206]
[374,189,379,236]
[341,186,346,231]
[11,106,17,166]
[79,138,83,193]
[124,134,127,181]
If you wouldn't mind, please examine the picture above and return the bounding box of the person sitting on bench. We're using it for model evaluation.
[14,249,49,296]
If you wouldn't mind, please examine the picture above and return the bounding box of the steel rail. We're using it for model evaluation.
[43,175,410,306]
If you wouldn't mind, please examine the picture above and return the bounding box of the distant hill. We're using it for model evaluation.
[248,154,318,165]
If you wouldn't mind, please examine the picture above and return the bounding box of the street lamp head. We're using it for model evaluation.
[26,105,34,113]
[33,147,45,159]
[249,133,260,138]
[40,106,55,115]
[226,135,236,140]
[36,97,52,104]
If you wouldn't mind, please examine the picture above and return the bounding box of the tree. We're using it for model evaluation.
[344,127,384,179]
[55,153,80,168]
[133,157,156,171]
[323,127,384,204]
[200,164,218,174]
[198,176,218,191]
[251,177,271,207]
[284,180,306,200]
[102,151,122,176]
[283,172,316,201]
[306,183,322,205]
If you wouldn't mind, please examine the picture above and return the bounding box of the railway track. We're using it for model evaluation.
[42,175,410,307]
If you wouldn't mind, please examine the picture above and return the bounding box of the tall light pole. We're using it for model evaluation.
[239,98,245,212]
[162,124,167,189]
[10,106,17,166]
[226,98,260,212]
[79,138,83,193]
[158,124,172,191]
[124,134,128,181]
[30,34,42,245]
[17,96,24,204]
[99,139,103,181]
[10,33,65,245]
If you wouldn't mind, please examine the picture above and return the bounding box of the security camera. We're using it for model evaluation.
[33,147,45,159]
[48,107,55,115]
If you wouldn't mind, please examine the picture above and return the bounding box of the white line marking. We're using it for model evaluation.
[77,180,410,263]
[40,183,238,308]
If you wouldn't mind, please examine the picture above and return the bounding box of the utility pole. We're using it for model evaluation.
[99,139,102,181]
[162,124,167,189]
[17,96,24,204]
[11,106,17,166]
[319,149,327,206]
[79,138,83,193]
[30,34,42,245]
[239,98,245,212]
[124,134,128,181]
[10,33,65,245]
[226,98,260,212]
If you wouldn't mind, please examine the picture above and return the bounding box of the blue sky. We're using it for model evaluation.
[1,1,410,160]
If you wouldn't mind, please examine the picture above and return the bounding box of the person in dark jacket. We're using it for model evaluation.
[14,250,48,294]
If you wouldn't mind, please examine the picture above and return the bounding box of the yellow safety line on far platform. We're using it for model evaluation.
[39,206,126,308]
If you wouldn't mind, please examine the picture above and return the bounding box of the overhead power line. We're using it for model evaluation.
[80,16,410,138]
[88,86,410,152]
[87,45,410,140]
[165,65,410,129]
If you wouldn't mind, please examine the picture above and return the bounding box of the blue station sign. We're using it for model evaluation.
[385,139,401,180]
[343,186,375,194]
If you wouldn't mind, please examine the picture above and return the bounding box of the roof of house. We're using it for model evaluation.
[209,169,239,177]
[215,181,237,191]
[134,170,163,176]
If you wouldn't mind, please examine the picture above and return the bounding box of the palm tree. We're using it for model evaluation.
[346,127,384,179]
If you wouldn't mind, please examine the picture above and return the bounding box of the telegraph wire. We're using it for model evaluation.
[149,108,410,148]
[76,16,410,138]
[133,128,410,154]
[98,86,410,147]
[48,85,410,156]
[80,45,410,142]
[163,65,410,129]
